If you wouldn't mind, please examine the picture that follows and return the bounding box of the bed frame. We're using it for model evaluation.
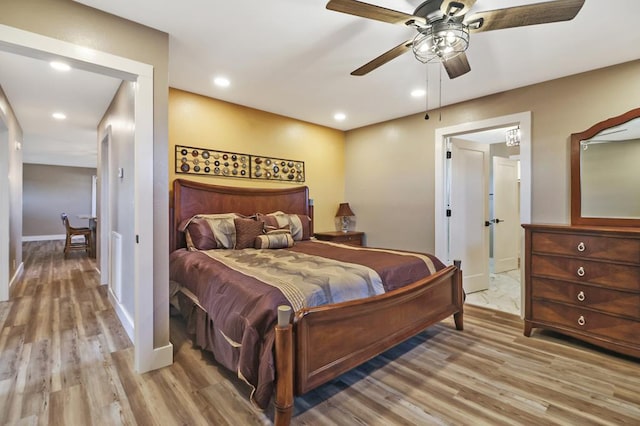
[170,178,464,425]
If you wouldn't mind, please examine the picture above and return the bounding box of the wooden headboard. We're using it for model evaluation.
[170,179,312,251]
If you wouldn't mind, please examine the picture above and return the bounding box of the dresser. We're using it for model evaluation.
[522,224,640,358]
[314,231,364,246]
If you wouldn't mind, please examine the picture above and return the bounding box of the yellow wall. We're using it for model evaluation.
[169,88,346,232]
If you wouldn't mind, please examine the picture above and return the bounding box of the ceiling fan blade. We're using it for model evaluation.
[466,0,585,33]
[351,40,413,76]
[442,52,471,79]
[440,0,477,18]
[327,0,426,26]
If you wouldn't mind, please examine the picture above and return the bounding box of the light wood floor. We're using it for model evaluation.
[2,241,639,425]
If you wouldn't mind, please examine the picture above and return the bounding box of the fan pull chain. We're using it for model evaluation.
[424,65,430,120]
[439,64,442,121]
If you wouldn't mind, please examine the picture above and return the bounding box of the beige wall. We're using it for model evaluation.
[23,164,95,236]
[169,88,346,232]
[99,81,136,318]
[0,0,170,349]
[345,60,640,252]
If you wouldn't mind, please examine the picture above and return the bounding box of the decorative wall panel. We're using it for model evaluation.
[175,145,304,182]
[175,145,250,178]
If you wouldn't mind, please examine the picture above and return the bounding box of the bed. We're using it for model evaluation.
[169,178,464,425]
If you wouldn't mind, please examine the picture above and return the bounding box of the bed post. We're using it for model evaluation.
[274,306,294,426]
[453,260,464,331]
[308,199,314,236]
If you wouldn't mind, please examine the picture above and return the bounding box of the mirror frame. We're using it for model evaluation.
[571,107,640,227]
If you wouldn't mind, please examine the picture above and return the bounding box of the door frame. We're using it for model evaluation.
[99,128,112,285]
[434,112,532,314]
[0,120,8,301]
[0,24,168,372]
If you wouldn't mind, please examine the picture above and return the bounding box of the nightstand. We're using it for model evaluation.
[314,231,364,246]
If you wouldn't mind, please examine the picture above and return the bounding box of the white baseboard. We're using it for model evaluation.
[106,284,173,372]
[107,286,134,344]
[150,343,174,371]
[22,234,66,242]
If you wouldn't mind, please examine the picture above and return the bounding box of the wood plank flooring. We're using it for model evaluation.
[1,241,639,425]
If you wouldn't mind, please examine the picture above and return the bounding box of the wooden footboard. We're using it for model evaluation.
[274,262,463,425]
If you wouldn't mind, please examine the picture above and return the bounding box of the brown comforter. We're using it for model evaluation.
[169,240,445,409]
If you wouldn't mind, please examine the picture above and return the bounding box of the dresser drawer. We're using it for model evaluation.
[314,231,364,246]
[532,232,640,264]
[532,300,640,343]
[531,277,640,318]
[531,254,640,291]
[332,234,362,245]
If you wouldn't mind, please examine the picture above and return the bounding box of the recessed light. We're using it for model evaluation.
[213,76,230,88]
[50,61,71,72]
[52,112,67,120]
[334,112,346,121]
[411,89,426,97]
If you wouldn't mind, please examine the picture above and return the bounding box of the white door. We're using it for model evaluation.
[492,157,520,273]
[449,139,490,294]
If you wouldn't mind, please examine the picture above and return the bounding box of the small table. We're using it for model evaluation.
[314,231,364,246]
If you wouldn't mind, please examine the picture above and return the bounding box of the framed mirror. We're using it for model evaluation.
[571,107,640,227]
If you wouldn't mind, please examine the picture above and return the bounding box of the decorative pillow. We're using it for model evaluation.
[257,212,311,241]
[180,213,240,250]
[254,232,294,249]
[263,224,290,234]
[179,217,217,250]
[234,218,264,249]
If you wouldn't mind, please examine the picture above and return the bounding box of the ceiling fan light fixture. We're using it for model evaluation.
[412,20,469,64]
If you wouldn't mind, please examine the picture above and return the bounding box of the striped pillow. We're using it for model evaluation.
[257,212,311,241]
[254,232,294,249]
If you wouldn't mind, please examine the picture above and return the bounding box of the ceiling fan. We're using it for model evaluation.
[326,0,585,79]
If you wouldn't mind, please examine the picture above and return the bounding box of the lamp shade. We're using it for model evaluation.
[335,203,355,217]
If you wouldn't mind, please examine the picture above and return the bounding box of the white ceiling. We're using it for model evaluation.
[0,51,121,168]
[1,0,640,167]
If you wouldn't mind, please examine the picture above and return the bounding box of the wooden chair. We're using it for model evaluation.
[61,213,92,257]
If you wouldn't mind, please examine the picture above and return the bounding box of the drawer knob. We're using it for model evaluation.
[576,266,585,277]
[577,291,586,302]
[577,315,586,326]
[577,242,585,252]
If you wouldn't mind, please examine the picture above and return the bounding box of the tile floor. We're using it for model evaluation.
[465,267,522,316]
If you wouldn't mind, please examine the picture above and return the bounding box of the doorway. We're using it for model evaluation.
[0,24,167,372]
[435,112,531,317]
[99,129,112,286]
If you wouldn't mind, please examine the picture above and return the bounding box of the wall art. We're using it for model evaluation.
[175,145,305,182]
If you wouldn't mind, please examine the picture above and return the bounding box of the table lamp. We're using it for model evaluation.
[335,203,355,233]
